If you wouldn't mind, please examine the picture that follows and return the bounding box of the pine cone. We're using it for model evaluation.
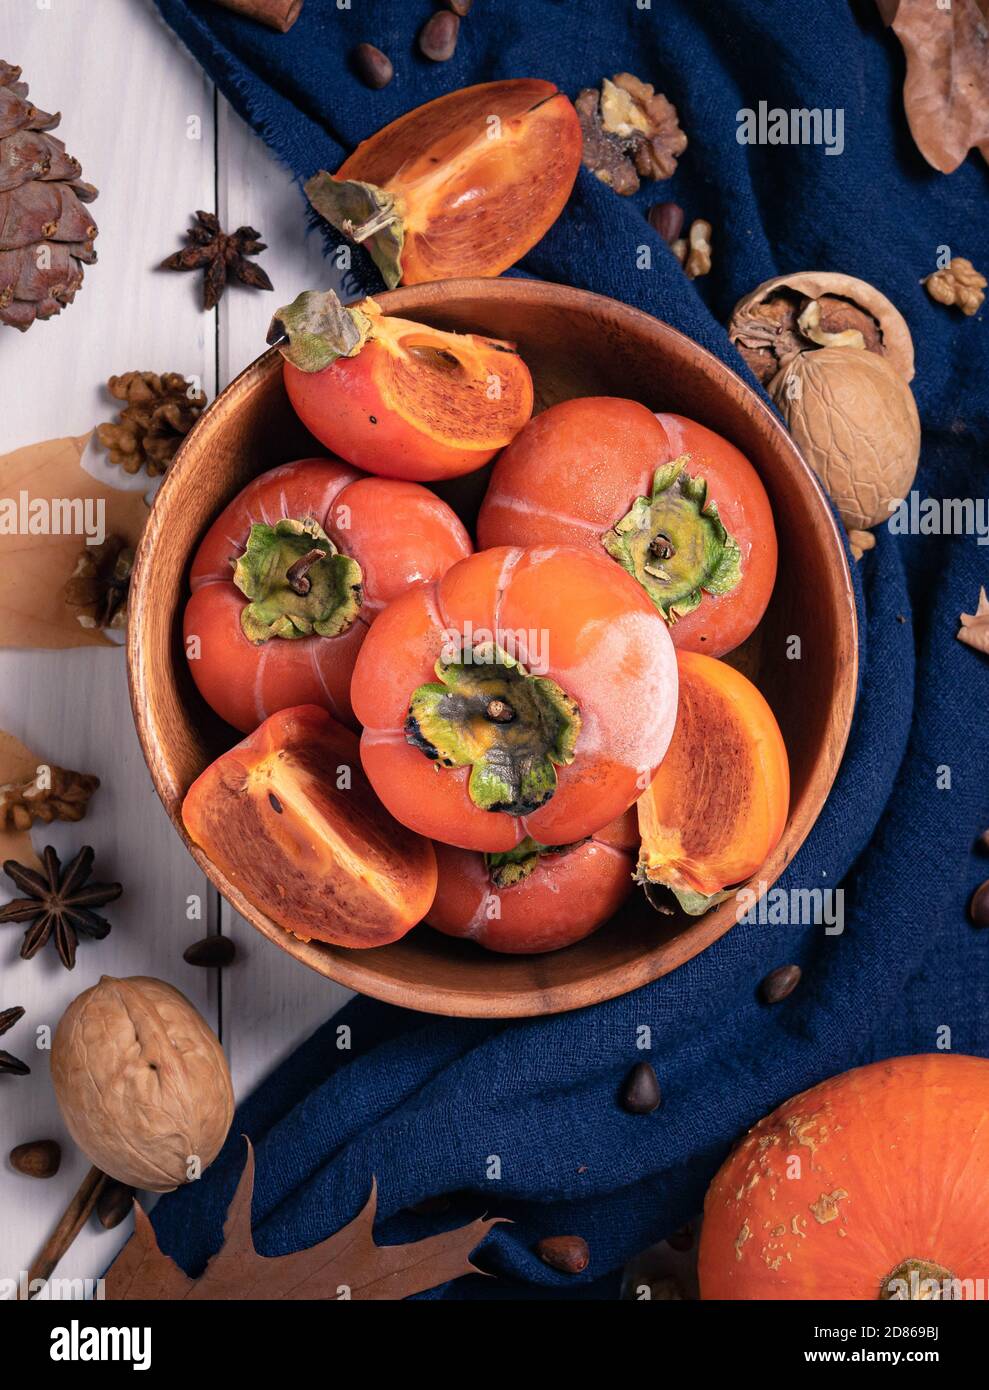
[97,371,206,476]
[0,60,98,330]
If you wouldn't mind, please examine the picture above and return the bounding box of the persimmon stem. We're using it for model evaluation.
[649,533,676,561]
[286,548,326,595]
[485,699,515,723]
[343,208,402,243]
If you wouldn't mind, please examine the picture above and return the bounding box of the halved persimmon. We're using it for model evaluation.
[184,456,471,732]
[427,809,638,954]
[636,651,789,915]
[271,290,534,482]
[182,706,437,948]
[351,546,678,853]
[477,399,777,657]
[305,79,582,288]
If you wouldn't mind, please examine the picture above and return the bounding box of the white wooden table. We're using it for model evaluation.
[0,0,351,1293]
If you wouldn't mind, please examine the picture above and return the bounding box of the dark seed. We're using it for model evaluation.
[970,879,989,927]
[369,415,377,424]
[268,792,283,814]
[353,42,394,90]
[446,0,473,14]
[0,1050,29,1077]
[10,1139,61,1179]
[667,1224,694,1252]
[0,1005,25,1037]
[536,1235,589,1274]
[97,1179,136,1230]
[648,201,684,245]
[419,10,459,61]
[760,963,802,1003]
[621,1061,661,1114]
[183,935,237,968]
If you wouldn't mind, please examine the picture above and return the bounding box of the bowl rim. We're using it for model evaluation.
[127,276,858,1018]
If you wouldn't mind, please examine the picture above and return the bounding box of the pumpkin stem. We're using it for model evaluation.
[880,1258,957,1300]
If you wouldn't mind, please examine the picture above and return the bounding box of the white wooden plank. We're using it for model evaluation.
[215,97,352,1099]
[0,0,217,1294]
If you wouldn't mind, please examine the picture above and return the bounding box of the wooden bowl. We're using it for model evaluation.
[128,278,857,1018]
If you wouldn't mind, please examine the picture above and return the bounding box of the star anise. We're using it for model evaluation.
[160,211,274,311]
[0,1005,29,1077]
[0,846,122,970]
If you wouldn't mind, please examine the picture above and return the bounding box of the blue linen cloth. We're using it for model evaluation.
[149,0,989,1297]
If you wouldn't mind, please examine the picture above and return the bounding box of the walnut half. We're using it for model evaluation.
[576,73,687,196]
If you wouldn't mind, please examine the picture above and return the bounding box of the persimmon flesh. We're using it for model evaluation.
[636,650,789,915]
[182,706,437,948]
[184,457,471,732]
[352,546,679,853]
[477,398,777,657]
[428,809,638,954]
[305,80,583,288]
[273,291,534,482]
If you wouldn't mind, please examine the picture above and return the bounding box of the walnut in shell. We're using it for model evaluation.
[51,975,233,1192]
[769,348,920,531]
[729,272,915,385]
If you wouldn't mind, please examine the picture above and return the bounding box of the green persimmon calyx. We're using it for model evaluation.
[405,642,581,817]
[602,456,742,623]
[305,174,405,290]
[267,288,372,374]
[233,518,363,643]
[485,836,583,888]
[635,862,734,918]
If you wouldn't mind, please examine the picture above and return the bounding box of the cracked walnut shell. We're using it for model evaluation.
[729,272,915,385]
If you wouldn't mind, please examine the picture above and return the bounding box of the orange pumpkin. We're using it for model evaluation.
[698,1053,989,1301]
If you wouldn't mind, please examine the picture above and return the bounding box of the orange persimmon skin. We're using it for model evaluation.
[182,706,437,948]
[699,1054,989,1300]
[282,331,534,483]
[637,651,789,903]
[477,399,777,658]
[336,79,583,285]
[428,810,638,954]
[352,546,679,853]
[184,457,471,733]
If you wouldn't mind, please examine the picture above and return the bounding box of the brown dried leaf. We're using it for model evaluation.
[103,1140,504,1301]
[0,434,149,649]
[879,0,989,173]
[958,587,989,654]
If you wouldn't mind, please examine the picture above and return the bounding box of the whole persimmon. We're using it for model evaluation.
[428,810,638,954]
[305,79,582,288]
[477,398,777,657]
[351,546,678,853]
[182,706,437,949]
[184,457,471,733]
[271,290,534,483]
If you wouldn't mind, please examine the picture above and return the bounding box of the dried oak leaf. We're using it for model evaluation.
[878,0,989,173]
[958,587,989,655]
[104,1140,503,1300]
[0,434,148,649]
[96,372,206,478]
